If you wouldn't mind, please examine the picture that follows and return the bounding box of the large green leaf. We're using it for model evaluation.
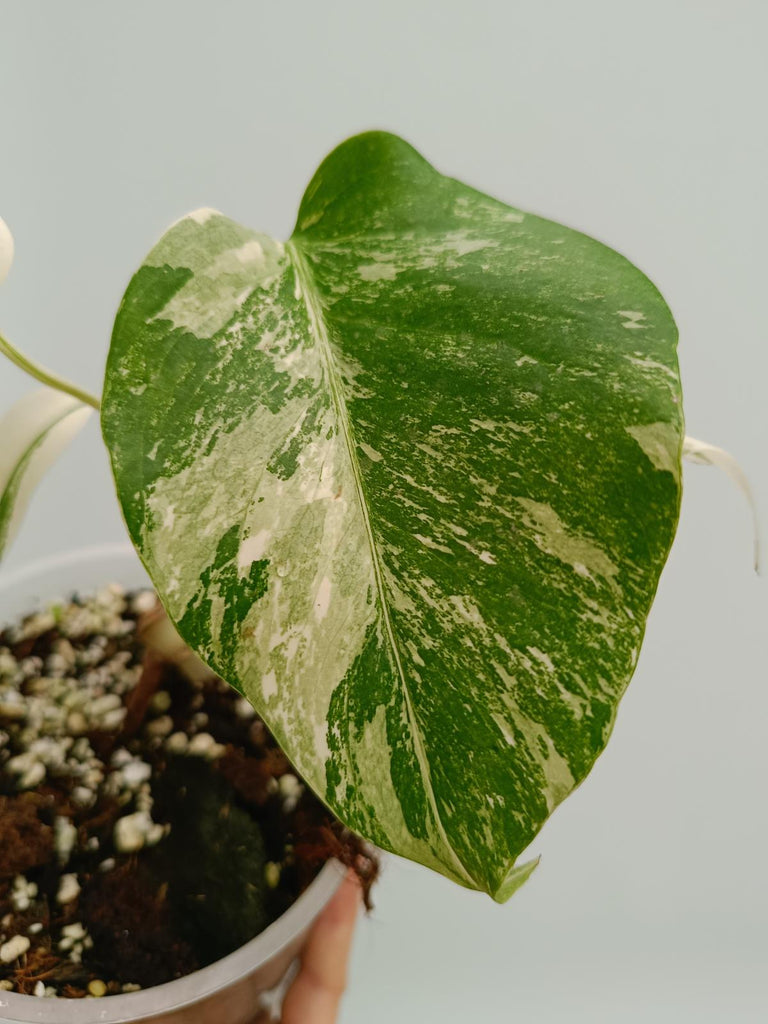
[102,132,683,899]
[0,388,92,559]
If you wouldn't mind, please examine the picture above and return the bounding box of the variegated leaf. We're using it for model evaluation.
[0,388,92,558]
[102,132,683,899]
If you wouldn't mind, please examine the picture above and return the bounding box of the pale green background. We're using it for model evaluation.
[1,1,766,1021]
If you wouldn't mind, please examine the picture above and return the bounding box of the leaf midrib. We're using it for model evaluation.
[286,238,475,887]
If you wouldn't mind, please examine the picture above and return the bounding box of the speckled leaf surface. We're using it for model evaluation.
[102,132,683,899]
[0,389,92,559]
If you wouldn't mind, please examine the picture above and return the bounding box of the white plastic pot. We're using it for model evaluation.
[0,545,345,1024]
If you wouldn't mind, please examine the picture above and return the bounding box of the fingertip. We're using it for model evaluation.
[322,868,362,924]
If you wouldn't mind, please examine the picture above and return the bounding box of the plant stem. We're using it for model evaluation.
[0,330,100,410]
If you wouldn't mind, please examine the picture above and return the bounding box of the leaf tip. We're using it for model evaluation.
[491,855,541,904]
[178,207,223,228]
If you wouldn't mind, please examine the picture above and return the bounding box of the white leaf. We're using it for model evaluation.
[0,217,14,285]
[0,388,92,559]
[683,436,761,573]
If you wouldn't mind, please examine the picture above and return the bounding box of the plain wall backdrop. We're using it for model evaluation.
[1,1,766,1021]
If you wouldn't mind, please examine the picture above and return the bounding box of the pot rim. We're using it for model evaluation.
[0,544,346,1023]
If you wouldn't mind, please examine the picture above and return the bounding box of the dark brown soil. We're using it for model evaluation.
[0,795,54,876]
[0,588,377,999]
[79,862,199,990]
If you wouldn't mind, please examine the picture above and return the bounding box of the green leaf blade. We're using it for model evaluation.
[103,133,683,899]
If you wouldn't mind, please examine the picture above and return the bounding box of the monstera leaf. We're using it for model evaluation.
[102,132,683,899]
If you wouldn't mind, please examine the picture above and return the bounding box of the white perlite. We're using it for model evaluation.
[0,934,30,963]
[150,689,172,713]
[279,772,304,812]
[114,810,167,853]
[186,731,226,759]
[54,817,78,865]
[0,592,142,828]
[10,875,38,911]
[56,873,80,904]
[234,696,256,719]
[145,713,173,738]
[71,784,95,807]
[165,731,188,754]
[88,693,122,717]
[19,760,46,789]
[58,921,93,963]
[131,589,158,615]
[106,753,153,793]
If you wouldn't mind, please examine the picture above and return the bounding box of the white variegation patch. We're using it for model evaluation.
[513,497,620,588]
[626,421,681,481]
